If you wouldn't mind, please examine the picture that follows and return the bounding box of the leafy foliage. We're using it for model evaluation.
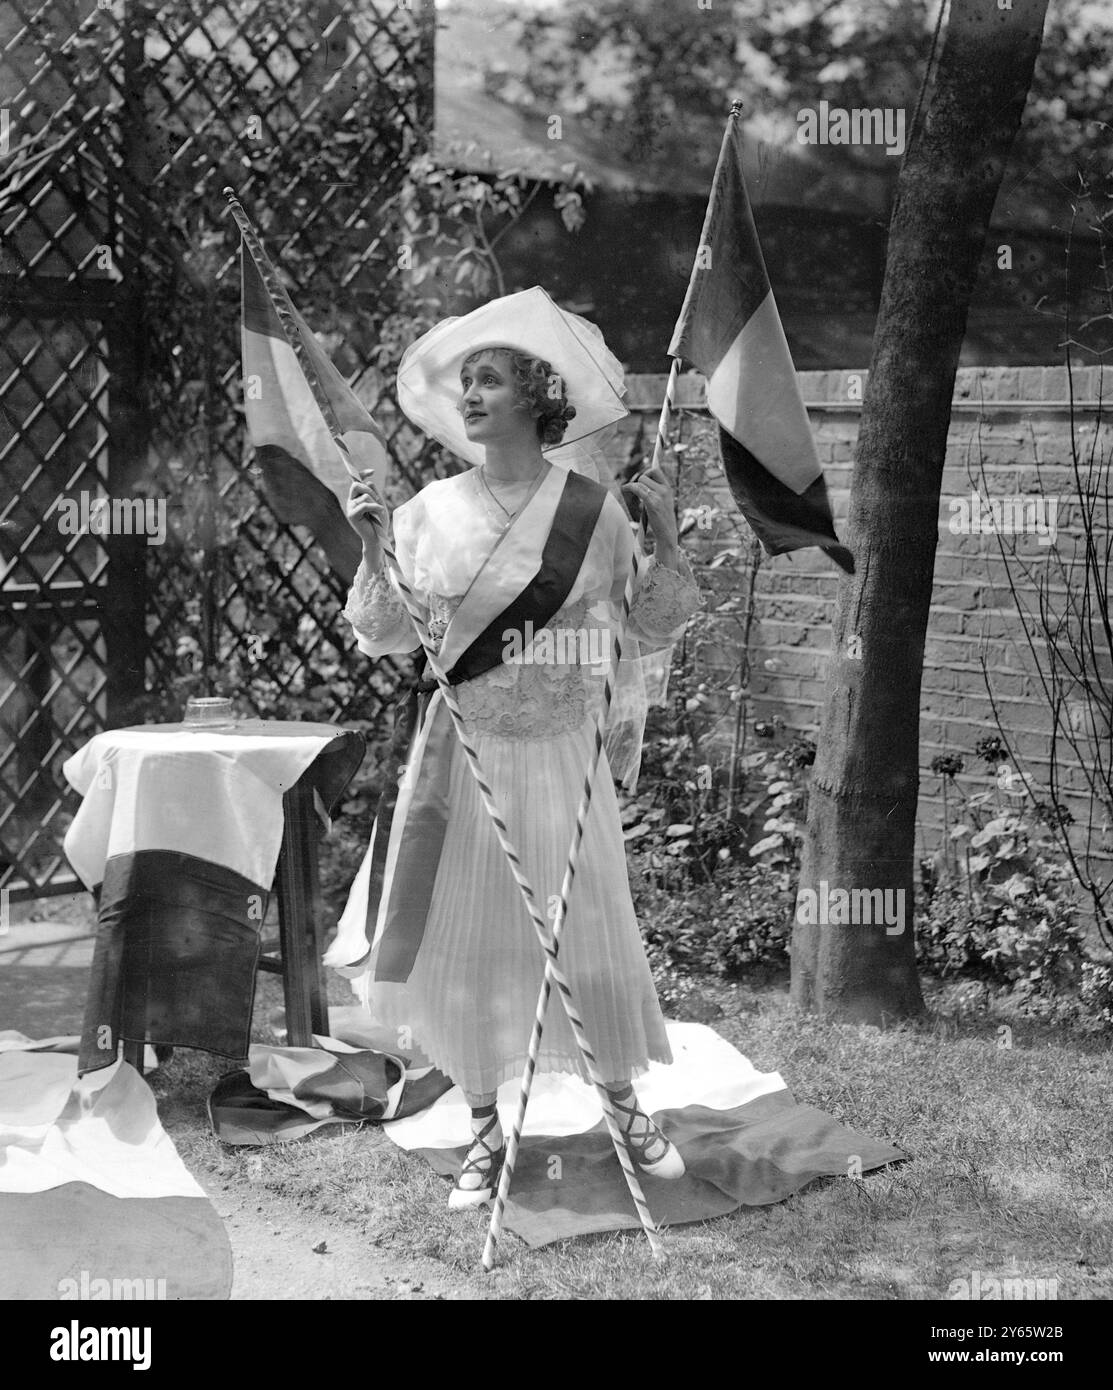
[917,751,1092,1010]
[638,859,796,984]
[484,0,1110,185]
[1079,961,1113,1031]
[626,728,810,979]
[916,879,1085,1000]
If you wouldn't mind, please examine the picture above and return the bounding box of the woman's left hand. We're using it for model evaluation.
[622,467,679,567]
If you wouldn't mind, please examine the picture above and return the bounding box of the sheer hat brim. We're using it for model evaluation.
[395,286,628,469]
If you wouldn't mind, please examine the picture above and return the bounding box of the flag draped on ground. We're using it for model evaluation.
[204,1017,906,1246]
[385,1022,904,1245]
[208,1028,455,1146]
[0,1038,232,1300]
[669,110,853,574]
[239,240,389,584]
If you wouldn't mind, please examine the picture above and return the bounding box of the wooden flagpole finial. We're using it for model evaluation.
[730,98,744,117]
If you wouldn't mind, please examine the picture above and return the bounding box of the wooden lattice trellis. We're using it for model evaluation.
[0,0,438,899]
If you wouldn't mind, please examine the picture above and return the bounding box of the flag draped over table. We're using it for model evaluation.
[239,242,390,584]
[62,723,366,1076]
[669,110,854,574]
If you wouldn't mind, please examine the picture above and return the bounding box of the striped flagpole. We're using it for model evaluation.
[223,188,664,1257]
[482,358,682,1270]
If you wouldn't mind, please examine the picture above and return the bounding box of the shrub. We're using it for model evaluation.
[634,854,795,979]
[916,879,1085,999]
[1079,961,1113,1031]
[916,780,1088,1005]
[622,720,810,978]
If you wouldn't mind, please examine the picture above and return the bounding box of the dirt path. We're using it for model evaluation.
[200,1174,474,1301]
[2,914,482,1301]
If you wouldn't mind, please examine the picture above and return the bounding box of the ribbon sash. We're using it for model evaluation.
[368,468,607,982]
[439,467,605,680]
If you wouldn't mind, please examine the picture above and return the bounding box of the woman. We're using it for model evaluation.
[326,288,701,1208]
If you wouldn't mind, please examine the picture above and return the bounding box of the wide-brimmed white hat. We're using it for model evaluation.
[395,286,628,470]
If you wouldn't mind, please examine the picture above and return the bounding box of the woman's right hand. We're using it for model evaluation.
[347,472,389,566]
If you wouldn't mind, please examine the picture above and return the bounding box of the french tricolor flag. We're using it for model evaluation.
[240,247,389,584]
[669,114,853,574]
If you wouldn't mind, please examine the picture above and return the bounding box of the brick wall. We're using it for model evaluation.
[613,366,1112,873]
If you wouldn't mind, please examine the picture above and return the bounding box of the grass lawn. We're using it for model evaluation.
[148,970,1112,1301]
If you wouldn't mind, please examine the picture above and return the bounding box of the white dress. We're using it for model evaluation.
[329,468,701,1095]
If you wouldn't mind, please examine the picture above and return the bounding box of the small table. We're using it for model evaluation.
[62,721,366,1074]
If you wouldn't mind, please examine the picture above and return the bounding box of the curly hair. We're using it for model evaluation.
[463,347,577,446]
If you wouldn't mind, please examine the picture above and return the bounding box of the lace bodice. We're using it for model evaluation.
[347,559,699,741]
[342,472,701,743]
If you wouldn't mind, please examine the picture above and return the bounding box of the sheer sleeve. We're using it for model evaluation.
[627,552,702,650]
[602,500,702,651]
[343,554,422,659]
[344,494,433,658]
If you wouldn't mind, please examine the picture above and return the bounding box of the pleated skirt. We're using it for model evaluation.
[353,720,673,1096]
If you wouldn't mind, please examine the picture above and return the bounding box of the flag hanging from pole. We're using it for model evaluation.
[669,110,853,574]
[239,242,389,584]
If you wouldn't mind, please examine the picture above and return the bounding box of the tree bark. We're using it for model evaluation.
[791,0,1051,1024]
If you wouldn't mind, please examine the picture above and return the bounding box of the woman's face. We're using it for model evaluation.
[459,351,533,447]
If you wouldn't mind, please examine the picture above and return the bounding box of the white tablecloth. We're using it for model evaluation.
[62,720,351,891]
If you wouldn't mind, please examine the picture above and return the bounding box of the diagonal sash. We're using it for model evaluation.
[367,468,607,983]
[439,467,604,680]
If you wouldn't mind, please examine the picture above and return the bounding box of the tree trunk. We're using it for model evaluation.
[791,0,1051,1024]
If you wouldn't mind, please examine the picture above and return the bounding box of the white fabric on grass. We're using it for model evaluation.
[0,1043,205,1199]
[383,1022,787,1149]
[62,721,344,890]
